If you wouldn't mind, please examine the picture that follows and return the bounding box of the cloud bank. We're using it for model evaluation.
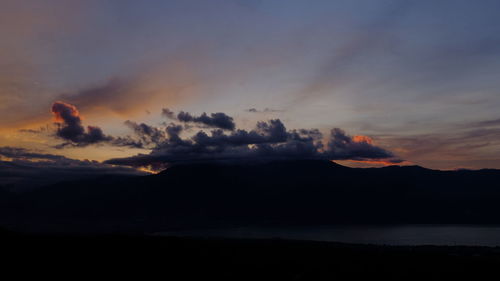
[104,108,400,170]
[0,146,146,189]
[46,102,400,170]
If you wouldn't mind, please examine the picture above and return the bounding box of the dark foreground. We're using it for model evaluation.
[3,230,500,280]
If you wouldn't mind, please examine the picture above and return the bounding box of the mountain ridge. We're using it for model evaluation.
[2,159,500,233]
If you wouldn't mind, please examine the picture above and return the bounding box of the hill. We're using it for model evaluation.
[2,160,500,233]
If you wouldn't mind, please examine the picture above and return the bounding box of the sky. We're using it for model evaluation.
[1,0,500,172]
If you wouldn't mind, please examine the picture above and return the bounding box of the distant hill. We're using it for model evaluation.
[2,160,500,233]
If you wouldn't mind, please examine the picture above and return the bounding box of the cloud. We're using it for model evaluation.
[44,102,399,168]
[54,60,196,118]
[163,108,236,131]
[0,146,146,190]
[124,120,167,148]
[371,121,500,170]
[45,103,399,168]
[161,108,176,119]
[0,146,68,161]
[327,128,396,160]
[57,78,141,115]
[105,111,399,170]
[245,108,283,113]
[51,101,113,147]
[50,101,152,149]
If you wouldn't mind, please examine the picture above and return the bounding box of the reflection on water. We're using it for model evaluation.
[160,225,500,246]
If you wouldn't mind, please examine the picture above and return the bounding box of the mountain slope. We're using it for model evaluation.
[2,160,500,233]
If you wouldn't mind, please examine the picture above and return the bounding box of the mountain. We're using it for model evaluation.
[2,160,500,233]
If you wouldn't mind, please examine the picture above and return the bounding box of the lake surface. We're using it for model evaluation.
[159,225,500,246]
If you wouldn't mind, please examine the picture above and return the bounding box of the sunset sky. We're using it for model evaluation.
[2,0,500,170]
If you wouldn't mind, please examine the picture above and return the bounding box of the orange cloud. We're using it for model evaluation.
[346,159,412,166]
[352,135,374,144]
[51,101,81,123]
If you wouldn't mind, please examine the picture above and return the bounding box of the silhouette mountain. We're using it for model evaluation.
[2,160,500,233]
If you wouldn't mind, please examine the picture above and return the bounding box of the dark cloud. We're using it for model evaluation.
[49,102,170,149]
[326,128,396,160]
[111,136,145,149]
[191,119,288,147]
[51,101,113,147]
[0,147,147,190]
[0,146,67,161]
[46,103,399,168]
[245,108,283,113]
[163,108,236,131]
[178,111,235,131]
[161,108,176,119]
[124,120,167,148]
[51,101,147,149]
[105,113,399,170]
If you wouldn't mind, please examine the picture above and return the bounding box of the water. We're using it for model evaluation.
[159,225,500,247]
